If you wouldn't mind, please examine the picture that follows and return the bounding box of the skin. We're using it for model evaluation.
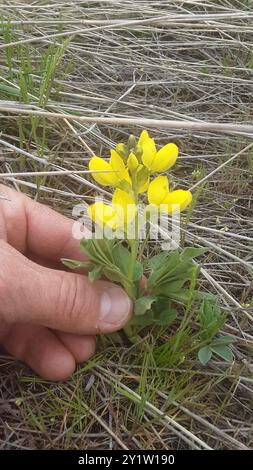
[0,184,132,381]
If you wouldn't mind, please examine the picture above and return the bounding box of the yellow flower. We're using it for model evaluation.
[88,202,117,230]
[89,150,130,187]
[137,130,179,174]
[138,129,150,148]
[89,149,148,193]
[88,189,136,231]
[147,176,192,214]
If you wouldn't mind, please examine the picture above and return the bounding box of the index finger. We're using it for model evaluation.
[0,184,90,261]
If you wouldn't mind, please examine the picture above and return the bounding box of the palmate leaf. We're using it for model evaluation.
[147,251,180,288]
[158,261,196,286]
[196,301,234,364]
[80,238,120,281]
[149,252,172,271]
[80,238,142,298]
[80,238,115,265]
[80,239,142,282]
[147,253,198,296]
[147,248,208,301]
[112,244,143,281]
[155,279,186,295]
[156,287,215,304]
[199,299,216,328]
[199,300,226,340]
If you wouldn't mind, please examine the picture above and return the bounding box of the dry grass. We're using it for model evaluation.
[0,0,252,450]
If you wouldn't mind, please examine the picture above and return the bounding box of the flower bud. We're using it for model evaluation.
[127,153,139,173]
[128,134,136,151]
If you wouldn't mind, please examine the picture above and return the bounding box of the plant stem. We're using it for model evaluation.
[138,209,150,261]
[128,236,138,281]
[127,177,139,282]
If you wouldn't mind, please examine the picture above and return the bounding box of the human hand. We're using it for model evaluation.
[0,185,132,380]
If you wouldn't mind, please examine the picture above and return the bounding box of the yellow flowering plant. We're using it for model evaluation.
[62,131,235,363]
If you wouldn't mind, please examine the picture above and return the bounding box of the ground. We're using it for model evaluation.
[0,1,252,450]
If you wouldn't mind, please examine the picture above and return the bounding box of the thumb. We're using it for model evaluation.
[0,241,132,334]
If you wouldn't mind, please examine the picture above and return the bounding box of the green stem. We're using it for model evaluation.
[138,209,150,261]
[123,221,139,342]
[128,236,138,281]
[127,175,139,282]
[123,173,142,341]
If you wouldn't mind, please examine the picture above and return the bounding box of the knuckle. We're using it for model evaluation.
[56,274,97,327]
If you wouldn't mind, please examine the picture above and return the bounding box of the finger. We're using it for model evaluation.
[2,324,76,381]
[0,240,133,335]
[55,332,96,363]
[0,184,90,261]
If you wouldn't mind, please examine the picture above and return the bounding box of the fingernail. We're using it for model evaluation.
[99,287,132,330]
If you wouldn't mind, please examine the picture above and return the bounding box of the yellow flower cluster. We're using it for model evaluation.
[88,189,136,231]
[88,130,192,230]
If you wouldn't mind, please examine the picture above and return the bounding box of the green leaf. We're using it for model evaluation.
[152,297,172,313]
[212,335,236,346]
[181,247,209,261]
[61,258,92,270]
[210,344,233,362]
[88,266,103,283]
[154,308,177,326]
[80,238,115,265]
[134,296,157,316]
[130,310,154,327]
[198,346,212,365]
[147,251,180,288]
[149,252,176,271]
[148,247,209,296]
[158,288,215,304]
[103,266,122,283]
[112,244,131,275]
[80,239,138,293]
[155,279,186,295]
[112,244,130,271]
[148,251,201,296]
[199,300,226,340]
[200,299,215,326]
[133,261,143,281]
[112,243,143,282]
